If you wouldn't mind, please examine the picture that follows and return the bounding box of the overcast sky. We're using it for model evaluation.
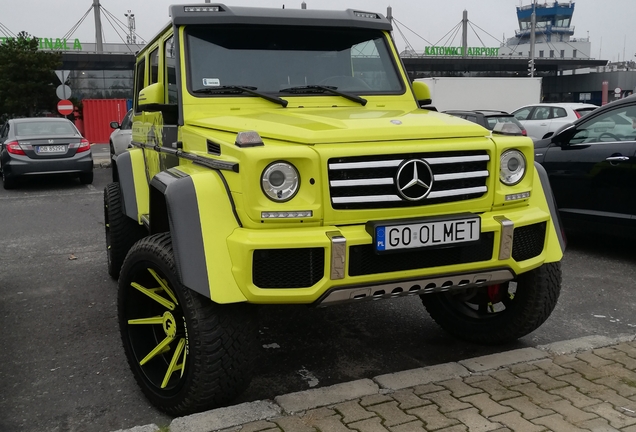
[0,0,634,63]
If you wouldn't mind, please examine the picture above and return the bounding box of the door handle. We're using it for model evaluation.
[606,156,629,164]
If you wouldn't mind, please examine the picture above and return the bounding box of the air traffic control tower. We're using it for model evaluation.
[499,1,591,60]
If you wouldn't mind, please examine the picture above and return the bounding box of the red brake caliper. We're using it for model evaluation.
[487,284,503,304]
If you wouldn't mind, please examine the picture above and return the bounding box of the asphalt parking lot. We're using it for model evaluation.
[0,166,635,432]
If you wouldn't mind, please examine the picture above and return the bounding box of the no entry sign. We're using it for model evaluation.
[57,99,74,116]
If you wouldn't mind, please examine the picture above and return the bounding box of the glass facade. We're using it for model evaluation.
[67,69,134,99]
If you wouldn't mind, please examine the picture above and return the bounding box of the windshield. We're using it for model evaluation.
[185,25,404,95]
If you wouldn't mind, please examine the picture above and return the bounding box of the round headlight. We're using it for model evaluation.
[500,150,526,186]
[261,161,299,202]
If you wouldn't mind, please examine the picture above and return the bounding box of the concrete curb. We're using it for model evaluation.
[113,335,636,432]
[170,401,281,432]
[537,333,636,354]
[459,346,549,372]
[374,361,470,390]
[275,379,378,414]
[111,425,160,432]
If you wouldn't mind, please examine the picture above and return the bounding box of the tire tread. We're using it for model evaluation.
[119,233,257,416]
[104,182,146,279]
[422,262,562,345]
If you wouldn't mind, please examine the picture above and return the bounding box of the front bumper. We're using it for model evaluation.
[3,151,93,177]
[226,204,561,305]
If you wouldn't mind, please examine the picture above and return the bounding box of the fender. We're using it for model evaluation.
[535,161,566,257]
[151,168,247,304]
[116,149,150,223]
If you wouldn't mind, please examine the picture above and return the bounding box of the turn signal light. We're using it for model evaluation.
[6,141,25,155]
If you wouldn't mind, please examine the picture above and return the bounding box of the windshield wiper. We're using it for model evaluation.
[279,85,367,106]
[192,85,288,107]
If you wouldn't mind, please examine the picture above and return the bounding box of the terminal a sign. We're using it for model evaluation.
[424,46,500,56]
[0,37,83,51]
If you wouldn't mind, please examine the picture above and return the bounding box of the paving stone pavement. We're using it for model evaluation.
[114,335,636,432]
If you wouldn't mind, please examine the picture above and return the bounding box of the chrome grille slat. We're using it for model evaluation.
[333,195,402,204]
[328,154,490,170]
[434,170,489,181]
[428,186,488,199]
[328,150,490,210]
[330,178,394,187]
[332,186,488,204]
[330,170,488,188]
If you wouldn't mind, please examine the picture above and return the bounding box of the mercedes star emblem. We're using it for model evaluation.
[396,159,434,201]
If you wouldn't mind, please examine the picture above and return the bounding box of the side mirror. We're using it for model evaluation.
[110,121,120,129]
[412,81,433,108]
[138,82,165,110]
[551,123,576,145]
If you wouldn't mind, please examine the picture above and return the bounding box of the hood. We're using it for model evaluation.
[187,107,489,144]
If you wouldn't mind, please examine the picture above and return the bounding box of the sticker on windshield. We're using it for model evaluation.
[203,78,220,87]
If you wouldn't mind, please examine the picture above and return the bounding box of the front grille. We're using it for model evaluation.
[253,248,324,288]
[349,232,494,277]
[512,222,546,261]
[328,150,490,210]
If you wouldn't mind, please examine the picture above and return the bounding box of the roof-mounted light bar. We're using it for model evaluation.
[353,11,380,19]
[184,6,222,12]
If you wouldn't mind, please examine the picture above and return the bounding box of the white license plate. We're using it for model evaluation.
[38,145,66,153]
[374,216,480,252]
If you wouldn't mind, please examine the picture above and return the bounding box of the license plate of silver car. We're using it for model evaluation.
[371,215,481,252]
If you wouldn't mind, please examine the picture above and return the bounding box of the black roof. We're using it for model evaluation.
[169,4,392,30]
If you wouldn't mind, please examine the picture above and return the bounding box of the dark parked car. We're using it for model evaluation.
[0,117,93,189]
[443,109,528,136]
[534,95,636,235]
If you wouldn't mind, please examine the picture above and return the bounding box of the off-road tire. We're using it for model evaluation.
[118,233,257,416]
[421,262,561,345]
[79,171,94,185]
[104,182,145,279]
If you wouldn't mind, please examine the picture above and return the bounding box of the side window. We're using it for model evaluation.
[513,108,532,121]
[571,105,636,144]
[165,35,178,104]
[133,59,146,113]
[552,107,567,119]
[120,110,133,130]
[465,115,478,124]
[530,107,550,120]
[150,48,160,84]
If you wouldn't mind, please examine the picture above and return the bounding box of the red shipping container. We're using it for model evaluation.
[82,99,129,144]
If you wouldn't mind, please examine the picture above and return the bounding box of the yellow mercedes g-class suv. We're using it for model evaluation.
[104,3,565,416]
